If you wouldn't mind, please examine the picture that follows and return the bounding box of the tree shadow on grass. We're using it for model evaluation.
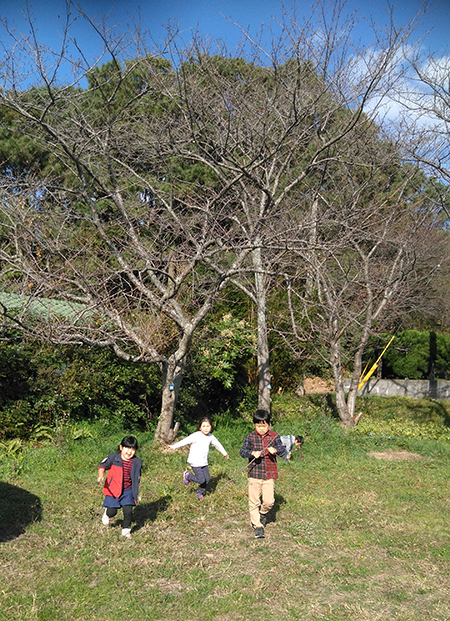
[405,399,450,428]
[325,393,341,421]
[0,481,42,542]
[132,495,171,532]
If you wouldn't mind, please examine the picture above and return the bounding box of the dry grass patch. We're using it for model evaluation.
[369,449,425,461]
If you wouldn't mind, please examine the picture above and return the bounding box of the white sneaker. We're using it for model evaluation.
[121,528,132,539]
[102,509,110,526]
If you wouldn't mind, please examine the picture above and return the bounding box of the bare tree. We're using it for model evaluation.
[396,54,450,187]
[155,0,426,413]
[0,0,431,434]
[0,11,251,442]
[278,132,445,425]
[384,50,450,326]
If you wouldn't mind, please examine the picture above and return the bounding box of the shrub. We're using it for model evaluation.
[365,330,450,379]
[0,340,161,438]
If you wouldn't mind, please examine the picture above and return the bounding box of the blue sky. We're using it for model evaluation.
[0,0,449,63]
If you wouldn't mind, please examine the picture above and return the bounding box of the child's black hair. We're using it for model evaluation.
[253,409,271,424]
[295,435,304,445]
[198,416,213,431]
[119,436,139,450]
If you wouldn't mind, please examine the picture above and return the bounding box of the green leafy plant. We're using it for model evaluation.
[195,313,256,389]
[0,437,25,475]
[0,437,23,457]
[29,424,54,443]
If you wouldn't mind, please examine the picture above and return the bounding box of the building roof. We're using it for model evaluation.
[0,292,90,320]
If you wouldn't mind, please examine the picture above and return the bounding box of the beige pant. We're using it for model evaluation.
[248,477,275,528]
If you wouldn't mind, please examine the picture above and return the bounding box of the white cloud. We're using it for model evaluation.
[350,47,450,134]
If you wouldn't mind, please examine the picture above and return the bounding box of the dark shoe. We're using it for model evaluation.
[259,513,268,527]
[254,527,265,538]
[196,491,204,500]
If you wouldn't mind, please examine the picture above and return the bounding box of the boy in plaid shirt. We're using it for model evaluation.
[239,409,286,538]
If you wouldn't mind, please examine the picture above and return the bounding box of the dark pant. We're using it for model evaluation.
[106,504,133,529]
[187,465,210,494]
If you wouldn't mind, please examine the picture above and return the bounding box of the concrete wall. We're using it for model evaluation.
[343,378,450,399]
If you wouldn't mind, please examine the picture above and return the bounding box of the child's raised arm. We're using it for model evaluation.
[169,435,193,450]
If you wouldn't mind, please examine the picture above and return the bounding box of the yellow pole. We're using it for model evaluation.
[358,335,395,391]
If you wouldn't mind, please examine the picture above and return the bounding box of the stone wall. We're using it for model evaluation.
[343,378,450,399]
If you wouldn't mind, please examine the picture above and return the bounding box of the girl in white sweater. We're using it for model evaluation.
[169,417,229,499]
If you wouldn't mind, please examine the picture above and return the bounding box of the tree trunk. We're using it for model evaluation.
[253,246,271,412]
[330,340,352,426]
[330,333,357,427]
[331,317,372,427]
[306,196,319,296]
[153,354,185,443]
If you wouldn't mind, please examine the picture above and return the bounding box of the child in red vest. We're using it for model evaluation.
[97,436,142,539]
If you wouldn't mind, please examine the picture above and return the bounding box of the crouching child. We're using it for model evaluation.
[280,434,304,460]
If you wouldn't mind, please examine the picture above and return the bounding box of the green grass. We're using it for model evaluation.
[2,395,450,620]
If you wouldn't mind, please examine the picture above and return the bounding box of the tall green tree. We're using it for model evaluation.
[0,0,432,434]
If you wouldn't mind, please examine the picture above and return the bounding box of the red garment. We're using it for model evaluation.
[99,452,142,502]
[122,458,132,489]
[240,430,286,480]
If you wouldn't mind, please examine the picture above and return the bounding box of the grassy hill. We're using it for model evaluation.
[1,394,450,620]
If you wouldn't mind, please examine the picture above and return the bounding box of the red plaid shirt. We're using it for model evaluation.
[240,430,286,480]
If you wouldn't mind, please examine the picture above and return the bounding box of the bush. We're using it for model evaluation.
[0,339,162,438]
[366,330,450,380]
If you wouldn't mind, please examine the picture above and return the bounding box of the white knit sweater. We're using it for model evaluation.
[171,431,228,467]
